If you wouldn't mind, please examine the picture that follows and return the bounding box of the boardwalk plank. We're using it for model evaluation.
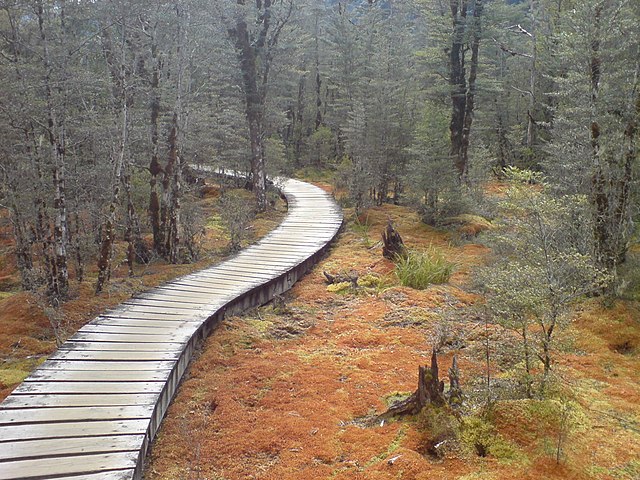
[0,452,138,480]
[0,394,159,409]
[36,360,175,371]
[59,341,185,352]
[0,406,155,425]
[26,370,171,382]
[0,434,144,461]
[11,382,164,395]
[0,420,149,442]
[70,332,192,344]
[48,350,181,361]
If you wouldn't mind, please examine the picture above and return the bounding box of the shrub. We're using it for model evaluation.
[218,190,255,251]
[395,247,454,289]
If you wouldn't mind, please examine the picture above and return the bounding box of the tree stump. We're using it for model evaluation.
[382,220,408,261]
[378,349,445,420]
[323,270,358,288]
[447,355,463,408]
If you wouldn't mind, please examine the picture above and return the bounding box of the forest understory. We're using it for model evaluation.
[0,181,286,401]
[0,0,638,478]
[141,181,640,480]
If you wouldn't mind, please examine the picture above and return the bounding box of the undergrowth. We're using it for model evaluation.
[395,247,454,289]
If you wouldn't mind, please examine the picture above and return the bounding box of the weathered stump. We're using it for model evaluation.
[382,220,408,261]
[378,350,445,420]
[447,355,463,408]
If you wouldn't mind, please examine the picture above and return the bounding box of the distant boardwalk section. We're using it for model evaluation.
[0,178,342,480]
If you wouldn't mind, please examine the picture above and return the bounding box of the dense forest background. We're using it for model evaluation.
[0,0,638,327]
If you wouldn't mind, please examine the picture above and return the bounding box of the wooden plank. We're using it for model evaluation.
[91,317,195,329]
[167,278,243,291]
[99,311,198,322]
[123,298,208,310]
[59,341,185,352]
[0,394,159,409]
[47,471,136,480]
[0,420,149,442]
[185,272,256,286]
[152,285,235,300]
[0,406,155,425]
[116,303,202,314]
[49,472,135,480]
[249,245,317,254]
[11,382,164,395]
[258,239,325,247]
[69,332,191,344]
[26,369,171,383]
[79,324,194,335]
[203,263,278,278]
[0,434,144,462]
[173,276,253,289]
[49,350,180,361]
[36,360,176,371]
[0,452,138,480]
[192,270,270,283]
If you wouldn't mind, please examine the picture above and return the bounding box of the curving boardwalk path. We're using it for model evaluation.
[0,178,342,480]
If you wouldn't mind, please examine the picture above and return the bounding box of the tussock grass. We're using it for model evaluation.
[395,247,454,289]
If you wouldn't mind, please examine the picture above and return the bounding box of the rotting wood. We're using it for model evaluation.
[381,220,407,261]
[378,350,464,421]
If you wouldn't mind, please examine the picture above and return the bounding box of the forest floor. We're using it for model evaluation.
[144,182,640,480]
[0,182,286,401]
[1,177,638,480]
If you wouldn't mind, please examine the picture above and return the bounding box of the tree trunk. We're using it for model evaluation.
[449,0,483,182]
[9,202,34,290]
[229,0,292,211]
[232,15,268,211]
[165,113,182,263]
[526,0,538,149]
[459,0,483,179]
[521,322,533,398]
[149,19,163,255]
[449,0,468,179]
[314,14,323,130]
[96,102,128,294]
[36,0,69,299]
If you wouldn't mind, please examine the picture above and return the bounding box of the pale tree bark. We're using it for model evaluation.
[96,18,135,293]
[164,0,190,263]
[95,97,129,294]
[36,0,69,299]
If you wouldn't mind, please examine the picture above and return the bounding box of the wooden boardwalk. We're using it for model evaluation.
[0,178,342,480]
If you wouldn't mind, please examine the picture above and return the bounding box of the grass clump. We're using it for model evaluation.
[395,247,454,289]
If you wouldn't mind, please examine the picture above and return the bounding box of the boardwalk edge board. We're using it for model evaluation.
[0,177,343,480]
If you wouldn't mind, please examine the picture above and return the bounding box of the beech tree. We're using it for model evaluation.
[448,0,484,181]
[548,0,639,286]
[482,171,610,394]
[227,0,294,211]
